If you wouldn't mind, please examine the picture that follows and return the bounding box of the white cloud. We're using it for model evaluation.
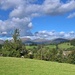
[1,31,7,35]
[28,22,33,28]
[9,4,42,18]
[1,30,75,40]
[0,17,33,36]
[33,30,75,40]
[0,0,75,38]
[0,0,26,10]
[67,12,75,18]
[43,0,75,15]
[2,0,75,18]
[1,0,75,17]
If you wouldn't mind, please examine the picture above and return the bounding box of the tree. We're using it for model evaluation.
[70,39,75,46]
[13,29,20,43]
[67,50,75,64]
[0,44,3,56]
[2,40,11,56]
[2,29,23,57]
[55,50,63,63]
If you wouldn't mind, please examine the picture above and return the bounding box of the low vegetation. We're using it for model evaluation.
[1,57,75,75]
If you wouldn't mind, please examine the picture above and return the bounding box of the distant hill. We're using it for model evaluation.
[21,38,69,44]
[50,38,69,44]
[21,37,34,44]
[32,38,69,44]
[0,37,69,45]
[33,38,50,44]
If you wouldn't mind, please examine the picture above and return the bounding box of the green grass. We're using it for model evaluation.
[26,42,74,50]
[0,57,75,75]
[26,46,37,49]
[58,43,74,49]
[45,45,56,49]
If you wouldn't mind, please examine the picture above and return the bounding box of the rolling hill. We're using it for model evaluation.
[21,38,69,44]
[0,38,69,45]
[50,38,69,44]
[0,57,75,75]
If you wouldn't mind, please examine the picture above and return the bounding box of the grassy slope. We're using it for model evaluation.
[58,43,74,49]
[26,42,74,50]
[0,57,75,75]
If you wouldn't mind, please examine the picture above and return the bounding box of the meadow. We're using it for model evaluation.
[0,57,75,75]
[26,42,74,50]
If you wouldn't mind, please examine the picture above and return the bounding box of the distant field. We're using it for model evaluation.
[0,57,75,75]
[26,45,56,50]
[26,42,74,50]
[58,43,74,49]
[26,46,37,49]
[45,45,56,49]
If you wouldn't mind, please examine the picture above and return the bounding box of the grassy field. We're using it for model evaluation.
[26,46,37,49]
[45,45,56,49]
[0,57,75,75]
[26,45,55,49]
[58,43,74,49]
[26,42,74,50]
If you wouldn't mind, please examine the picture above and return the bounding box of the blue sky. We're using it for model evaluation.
[0,0,75,40]
[32,14,75,32]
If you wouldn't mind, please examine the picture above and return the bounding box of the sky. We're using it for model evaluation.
[0,0,75,40]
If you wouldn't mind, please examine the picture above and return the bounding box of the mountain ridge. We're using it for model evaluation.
[0,38,70,45]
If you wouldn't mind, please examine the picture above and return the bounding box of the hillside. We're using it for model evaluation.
[20,37,69,44]
[0,57,75,75]
[51,38,69,44]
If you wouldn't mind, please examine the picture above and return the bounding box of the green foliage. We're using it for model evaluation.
[55,50,64,63]
[0,44,3,55]
[25,43,75,64]
[1,29,25,57]
[67,51,75,64]
[70,39,75,46]
[33,45,58,61]
[13,29,20,43]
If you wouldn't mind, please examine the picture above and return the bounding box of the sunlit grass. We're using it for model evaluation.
[0,57,75,75]
[58,42,74,49]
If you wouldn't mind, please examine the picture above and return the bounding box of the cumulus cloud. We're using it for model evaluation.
[0,0,75,39]
[34,30,59,39]
[0,17,33,37]
[9,2,42,19]
[0,0,42,38]
[42,0,75,15]
[1,0,75,18]
[33,30,75,40]
[0,0,27,10]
